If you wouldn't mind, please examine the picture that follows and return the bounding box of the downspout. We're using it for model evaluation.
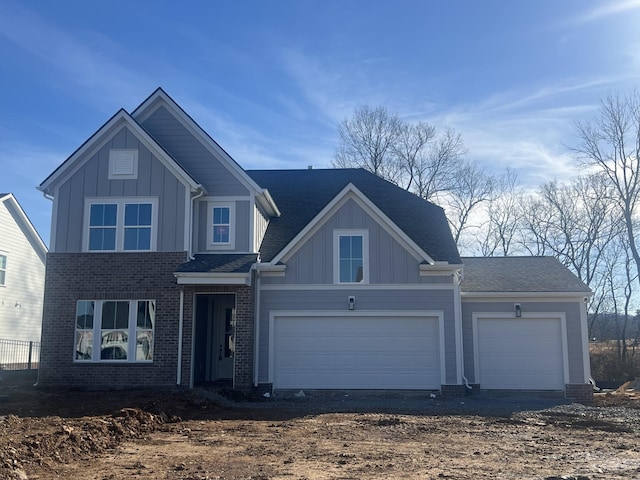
[177,287,184,386]
[455,268,472,391]
[188,187,205,259]
[253,266,261,387]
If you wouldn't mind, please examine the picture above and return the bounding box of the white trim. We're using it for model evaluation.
[108,149,138,180]
[267,310,446,388]
[38,110,200,195]
[207,202,236,250]
[420,263,462,276]
[471,312,569,389]
[174,272,251,285]
[333,229,369,284]
[0,250,7,287]
[580,299,592,382]
[0,193,48,259]
[272,184,434,265]
[260,283,456,291]
[453,281,463,384]
[82,197,159,252]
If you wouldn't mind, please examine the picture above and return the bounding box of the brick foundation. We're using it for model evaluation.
[441,384,467,397]
[565,383,594,405]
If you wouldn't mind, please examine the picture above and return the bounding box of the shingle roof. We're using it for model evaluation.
[461,256,592,293]
[247,168,461,264]
[176,254,258,273]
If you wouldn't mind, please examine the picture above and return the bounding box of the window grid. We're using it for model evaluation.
[0,254,6,286]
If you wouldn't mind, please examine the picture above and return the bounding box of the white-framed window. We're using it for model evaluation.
[108,149,138,180]
[333,230,369,284]
[74,299,155,362]
[84,198,158,252]
[207,202,235,249]
[0,253,6,286]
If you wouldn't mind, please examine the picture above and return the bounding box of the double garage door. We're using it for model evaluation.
[272,314,442,390]
[474,317,567,390]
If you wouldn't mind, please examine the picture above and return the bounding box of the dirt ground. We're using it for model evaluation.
[1,380,640,480]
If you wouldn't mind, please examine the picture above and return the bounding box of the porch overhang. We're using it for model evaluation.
[174,272,252,285]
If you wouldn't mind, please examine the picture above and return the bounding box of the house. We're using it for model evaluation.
[36,88,594,402]
[0,193,47,362]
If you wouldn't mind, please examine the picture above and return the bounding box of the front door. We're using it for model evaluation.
[193,294,235,384]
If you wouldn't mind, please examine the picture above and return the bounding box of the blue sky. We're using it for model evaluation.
[1,0,639,246]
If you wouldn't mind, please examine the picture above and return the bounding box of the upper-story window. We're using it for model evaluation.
[0,253,6,286]
[207,202,235,249]
[334,230,369,284]
[84,198,157,252]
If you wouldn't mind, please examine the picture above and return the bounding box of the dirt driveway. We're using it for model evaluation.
[1,382,639,480]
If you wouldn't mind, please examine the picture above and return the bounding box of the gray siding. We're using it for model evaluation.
[51,126,187,253]
[141,106,249,196]
[283,199,421,284]
[254,204,269,252]
[195,199,251,253]
[0,202,46,344]
[257,288,458,385]
[461,300,586,384]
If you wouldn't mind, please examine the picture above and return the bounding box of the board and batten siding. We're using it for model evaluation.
[257,288,458,385]
[283,198,422,284]
[195,199,251,253]
[0,202,46,343]
[140,105,249,197]
[51,126,187,253]
[254,204,269,253]
[461,300,587,385]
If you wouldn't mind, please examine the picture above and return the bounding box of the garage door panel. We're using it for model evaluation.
[273,315,441,390]
[476,317,565,390]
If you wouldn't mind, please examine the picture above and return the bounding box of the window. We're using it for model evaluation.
[75,299,155,362]
[207,202,235,249]
[334,230,369,284]
[213,207,230,243]
[85,198,157,252]
[0,253,6,286]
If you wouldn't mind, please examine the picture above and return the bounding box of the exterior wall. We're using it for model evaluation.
[38,251,187,389]
[254,204,269,253]
[195,199,251,253]
[51,126,187,253]
[0,202,46,344]
[461,299,588,385]
[257,286,458,385]
[182,283,255,390]
[283,199,422,284]
[140,105,249,196]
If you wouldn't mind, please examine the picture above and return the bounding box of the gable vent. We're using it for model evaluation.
[109,150,138,179]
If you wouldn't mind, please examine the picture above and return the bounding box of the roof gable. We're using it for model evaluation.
[247,169,461,264]
[38,109,200,195]
[0,193,48,261]
[132,88,264,195]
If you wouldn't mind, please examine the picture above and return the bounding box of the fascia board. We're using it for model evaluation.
[131,88,268,198]
[420,263,462,275]
[38,110,201,195]
[0,194,48,260]
[271,183,434,265]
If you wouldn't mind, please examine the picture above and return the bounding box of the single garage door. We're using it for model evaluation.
[273,314,441,390]
[476,317,565,390]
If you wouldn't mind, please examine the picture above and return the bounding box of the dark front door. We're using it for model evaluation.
[193,294,235,384]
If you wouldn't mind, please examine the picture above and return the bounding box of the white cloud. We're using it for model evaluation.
[571,0,640,25]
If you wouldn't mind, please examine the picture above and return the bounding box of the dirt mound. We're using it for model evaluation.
[0,406,180,478]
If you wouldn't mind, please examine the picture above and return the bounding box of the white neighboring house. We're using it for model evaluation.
[0,193,47,364]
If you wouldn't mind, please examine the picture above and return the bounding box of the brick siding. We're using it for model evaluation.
[565,383,594,405]
[39,252,188,389]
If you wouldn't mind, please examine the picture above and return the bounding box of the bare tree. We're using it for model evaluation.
[333,106,402,183]
[446,160,496,246]
[573,91,640,290]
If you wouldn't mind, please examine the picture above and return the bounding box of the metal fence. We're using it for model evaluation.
[0,338,40,370]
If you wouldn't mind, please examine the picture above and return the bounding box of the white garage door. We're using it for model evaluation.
[476,317,565,390]
[272,315,441,390]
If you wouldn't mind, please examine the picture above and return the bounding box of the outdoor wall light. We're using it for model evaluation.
[348,296,355,310]
[514,303,522,317]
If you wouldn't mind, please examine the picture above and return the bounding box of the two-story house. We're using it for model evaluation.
[36,89,594,402]
[0,193,47,363]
